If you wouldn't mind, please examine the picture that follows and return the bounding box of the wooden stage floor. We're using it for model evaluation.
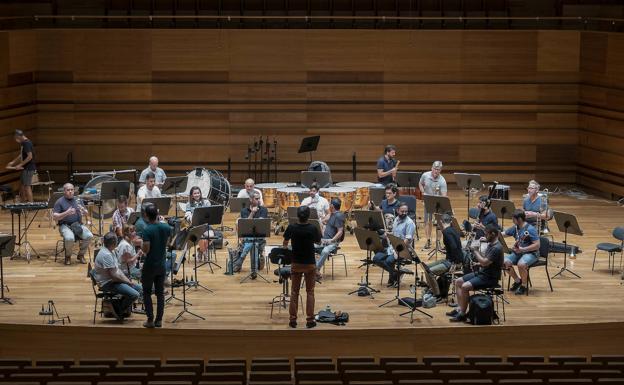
[1,187,623,331]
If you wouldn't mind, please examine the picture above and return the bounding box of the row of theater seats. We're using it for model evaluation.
[1,355,624,385]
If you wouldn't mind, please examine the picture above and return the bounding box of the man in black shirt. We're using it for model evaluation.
[283,206,321,329]
[376,145,398,185]
[6,130,36,202]
[447,225,503,322]
[473,195,499,238]
[234,192,269,274]
[427,213,462,276]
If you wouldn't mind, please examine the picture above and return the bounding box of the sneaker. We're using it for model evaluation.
[154,320,162,328]
[64,256,71,265]
[315,272,323,283]
[306,320,317,329]
[449,313,467,323]
[77,255,87,264]
[143,320,155,328]
[510,280,522,292]
[515,286,527,295]
[424,240,432,250]
[289,320,297,328]
[446,309,459,317]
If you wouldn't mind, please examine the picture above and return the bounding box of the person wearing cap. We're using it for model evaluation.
[6,130,36,202]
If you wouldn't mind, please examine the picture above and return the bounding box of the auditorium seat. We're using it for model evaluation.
[464,356,504,364]
[295,357,333,364]
[548,355,587,364]
[21,365,65,375]
[379,356,420,366]
[397,380,443,385]
[251,362,291,372]
[295,362,336,371]
[122,358,161,368]
[384,362,427,372]
[34,359,74,368]
[498,380,544,384]
[55,372,101,382]
[166,358,205,367]
[79,359,118,367]
[295,370,341,383]
[507,356,546,364]
[342,369,387,381]
[114,364,156,373]
[0,359,31,368]
[339,362,382,373]
[485,370,529,381]
[199,371,246,383]
[197,382,244,385]
[158,363,203,374]
[69,364,109,373]
[390,369,437,382]
[593,356,624,364]
[49,382,92,385]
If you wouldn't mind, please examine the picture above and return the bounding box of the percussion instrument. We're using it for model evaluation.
[277,187,309,211]
[336,181,373,209]
[491,184,510,200]
[320,187,356,212]
[398,187,423,200]
[183,168,231,207]
[2,202,48,213]
[256,183,288,209]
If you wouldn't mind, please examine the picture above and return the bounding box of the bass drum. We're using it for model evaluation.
[84,175,118,220]
[184,168,231,207]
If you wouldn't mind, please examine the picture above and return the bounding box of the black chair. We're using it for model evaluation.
[398,195,420,240]
[87,263,122,324]
[506,236,553,295]
[322,227,347,280]
[592,227,624,275]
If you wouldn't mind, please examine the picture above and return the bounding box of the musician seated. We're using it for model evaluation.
[115,225,143,280]
[301,183,329,219]
[139,156,166,188]
[233,192,269,273]
[53,183,94,265]
[136,172,161,211]
[523,180,548,232]
[315,198,345,280]
[112,195,134,238]
[373,202,415,287]
[369,184,401,217]
[473,195,499,239]
[504,209,540,295]
[447,225,503,322]
[237,178,264,206]
[427,213,463,276]
[94,232,142,321]
[185,186,213,261]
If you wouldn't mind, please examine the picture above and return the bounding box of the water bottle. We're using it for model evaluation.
[325,304,331,313]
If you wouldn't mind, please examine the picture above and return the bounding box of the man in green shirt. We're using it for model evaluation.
[141,204,171,328]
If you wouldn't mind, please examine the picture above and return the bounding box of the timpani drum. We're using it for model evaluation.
[336,181,373,209]
[277,187,309,211]
[256,183,288,209]
[320,187,356,212]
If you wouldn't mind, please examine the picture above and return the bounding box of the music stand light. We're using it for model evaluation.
[237,218,272,284]
[551,211,583,279]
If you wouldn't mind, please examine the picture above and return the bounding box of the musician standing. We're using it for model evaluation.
[376,145,398,186]
[503,209,540,295]
[523,180,547,229]
[139,156,167,188]
[53,183,93,265]
[419,161,447,249]
[6,130,36,202]
[237,178,264,206]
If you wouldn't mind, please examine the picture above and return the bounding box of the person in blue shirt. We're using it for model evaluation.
[376,145,398,186]
[523,180,549,232]
[503,209,540,295]
[370,184,401,216]
[373,202,415,287]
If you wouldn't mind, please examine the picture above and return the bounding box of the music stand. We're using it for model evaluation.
[353,210,386,232]
[237,218,272,284]
[551,211,583,279]
[379,233,414,309]
[287,206,318,220]
[172,224,207,323]
[97,181,131,236]
[396,171,423,237]
[423,194,452,259]
[498,233,511,254]
[228,198,249,213]
[142,197,171,217]
[349,228,384,298]
[454,173,482,220]
[128,212,141,226]
[301,171,332,188]
[0,235,15,305]
[369,187,385,206]
[191,206,224,273]
[161,176,188,217]
[298,135,320,162]
[490,199,516,230]
[434,213,463,235]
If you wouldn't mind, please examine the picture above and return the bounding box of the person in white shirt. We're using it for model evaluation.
[139,156,166,188]
[300,183,330,220]
[136,172,161,211]
[115,224,143,280]
[237,178,264,207]
[419,160,448,249]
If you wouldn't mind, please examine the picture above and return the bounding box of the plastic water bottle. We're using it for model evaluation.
[325,304,331,312]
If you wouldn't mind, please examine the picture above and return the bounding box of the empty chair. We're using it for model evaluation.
[598,380,624,384]
[122,358,161,367]
[339,362,381,373]
[485,370,529,382]
[56,372,102,382]
[532,369,577,380]
[547,380,592,384]
[159,363,202,374]
[35,359,74,368]
[385,362,426,371]
[0,359,31,368]
[298,382,343,385]
[197,382,244,385]
[248,370,292,382]
[380,357,419,366]
[208,359,247,365]
[295,362,336,371]
[79,359,118,367]
[296,370,341,383]
[398,380,443,385]
[295,357,333,364]
[49,382,92,385]
[205,363,246,374]
[21,366,65,375]
[342,369,386,382]
[507,356,546,364]
[68,364,110,373]
[251,362,291,372]
[252,358,290,364]
[114,364,157,373]
[148,382,193,385]
[423,356,461,365]
[337,357,376,366]
[498,381,544,384]
[438,369,484,381]
[473,362,515,372]
[348,381,393,385]
[199,372,246,383]
[166,358,205,366]
[391,370,436,382]
[593,227,624,274]
[579,369,623,380]
[592,355,624,364]
[464,356,504,364]
[151,372,198,382]
[448,380,493,384]
[548,356,587,364]
[561,362,603,371]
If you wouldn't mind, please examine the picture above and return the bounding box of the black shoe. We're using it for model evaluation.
[449,313,467,323]
[515,286,527,295]
[154,320,162,328]
[289,320,297,328]
[510,280,522,292]
[143,320,155,328]
[306,320,317,329]
[446,309,459,317]
[424,240,432,250]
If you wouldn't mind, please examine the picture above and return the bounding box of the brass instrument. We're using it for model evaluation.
[536,188,554,234]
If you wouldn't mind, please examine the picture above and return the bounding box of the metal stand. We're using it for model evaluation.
[9,208,42,262]
[186,225,214,293]
[238,218,271,284]
[39,300,71,325]
[551,211,583,279]
[399,263,434,322]
[172,253,205,323]
[190,206,224,274]
[161,176,188,218]
[349,228,384,298]
[379,236,413,309]
[0,235,15,305]
[490,199,516,232]
[423,195,452,260]
[454,173,482,221]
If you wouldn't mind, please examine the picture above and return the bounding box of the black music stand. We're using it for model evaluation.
[128,212,141,226]
[301,171,332,188]
[287,206,319,220]
[353,210,386,232]
[238,218,272,284]
[551,211,583,279]
[172,224,207,323]
[298,135,320,162]
[184,224,214,292]
[454,173,482,220]
[349,228,384,298]
[191,205,224,273]
[0,235,16,305]
[142,197,171,218]
[98,181,131,237]
[423,194,452,259]
[228,198,249,213]
[369,187,385,206]
[379,233,415,309]
[490,199,516,230]
[161,176,188,218]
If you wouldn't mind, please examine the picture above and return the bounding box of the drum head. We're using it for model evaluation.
[84,175,117,219]
[184,168,230,207]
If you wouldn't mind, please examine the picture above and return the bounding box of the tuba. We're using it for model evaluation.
[537,188,554,234]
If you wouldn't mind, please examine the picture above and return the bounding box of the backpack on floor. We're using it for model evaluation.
[466,294,494,325]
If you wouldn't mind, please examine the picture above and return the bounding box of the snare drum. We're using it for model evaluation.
[277,187,309,211]
[256,183,287,209]
[320,187,356,212]
[492,184,510,200]
[336,181,373,209]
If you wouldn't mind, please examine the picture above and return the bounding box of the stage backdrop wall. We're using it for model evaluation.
[4,29,621,196]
